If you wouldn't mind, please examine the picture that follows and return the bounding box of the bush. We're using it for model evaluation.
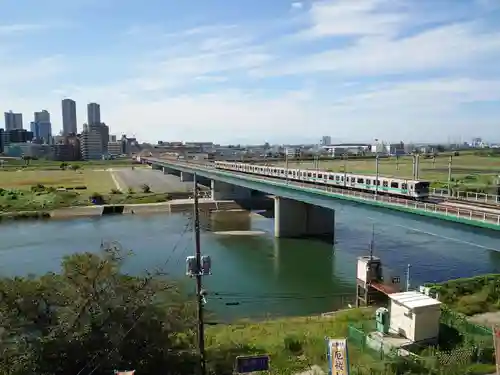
[110,188,122,194]
[283,335,303,355]
[141,184,151,193]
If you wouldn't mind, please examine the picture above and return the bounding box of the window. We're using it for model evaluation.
[329,175,334,180]
[402,183,408,190]
[318,174,323,179]
[366,179,371,185]
[336,176,340,181]
[307,172,312,177]
[383,181,388,187]
[357,178,364,183]
[391,182,399,188]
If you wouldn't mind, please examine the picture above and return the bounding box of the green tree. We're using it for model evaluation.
[0,246,198,375]
[60,162,68,170]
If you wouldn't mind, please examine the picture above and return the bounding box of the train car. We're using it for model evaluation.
[214,161,430,200]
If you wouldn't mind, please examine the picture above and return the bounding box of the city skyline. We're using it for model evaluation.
[0,0,499,143]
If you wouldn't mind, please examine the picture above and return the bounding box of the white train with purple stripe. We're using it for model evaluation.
[214,161,430,200]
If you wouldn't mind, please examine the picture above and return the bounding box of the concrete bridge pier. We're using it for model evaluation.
[211,180,252,200]
[274,197,335,241]
[180,171,194,182]
[163,166,175,174]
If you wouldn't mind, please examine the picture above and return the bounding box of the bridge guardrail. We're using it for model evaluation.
[431,188,500,204]
[147,159,500,226]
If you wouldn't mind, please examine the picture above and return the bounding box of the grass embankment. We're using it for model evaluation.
[0,168,172,216]
[277,153,500,192]
[427,274,500,316]
[0,158,135,171]
[206,308,378,375]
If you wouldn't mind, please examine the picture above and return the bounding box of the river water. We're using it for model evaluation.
[2,203,500,320]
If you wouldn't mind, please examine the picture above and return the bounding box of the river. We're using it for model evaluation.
[2,203,500,320]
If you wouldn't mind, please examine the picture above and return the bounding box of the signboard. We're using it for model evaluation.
[327,338,350,375]
[235,355,270,373]
[493,326,500,375]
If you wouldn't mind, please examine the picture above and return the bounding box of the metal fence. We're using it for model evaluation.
[346,309,495,374]
[432,188,500,204]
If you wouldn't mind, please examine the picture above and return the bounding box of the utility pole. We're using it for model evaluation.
[415,154,420,180]
[448,156,453,198]
[192,174,206,375]
[406,264,411,292]
[375,154,379,198]
[285,150,289,184]
[343,153,347,187]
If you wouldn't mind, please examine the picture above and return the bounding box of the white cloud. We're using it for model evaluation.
[0,23,46,35]
[256,21,500,78]
[297,0,407,38]
[1,0,499,144]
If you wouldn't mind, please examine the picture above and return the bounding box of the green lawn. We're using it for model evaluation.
[0,169,116,193]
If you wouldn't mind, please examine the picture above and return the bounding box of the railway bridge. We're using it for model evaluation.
[141,158,500,240]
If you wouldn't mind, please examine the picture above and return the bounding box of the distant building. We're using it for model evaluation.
[4,111,23,130]
[61,98,77,135]
[87,102,101,125]
[109,134,117,142]
[321,136,332,146]
[52,134,81,161]
[80,123,109,160]
[30,121,52,144]
[2,129,33,147]
[34,110,50,123]
[107,141,122,157]
[0,129,4,153]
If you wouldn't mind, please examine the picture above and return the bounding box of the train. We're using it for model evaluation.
[214,161,430,200]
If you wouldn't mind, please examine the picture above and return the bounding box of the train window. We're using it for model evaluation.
[402,183,408,190]
[383,181,388,187]
[318,174,323,179]
[357,178,364,183]
[366,179,371,185]
[329,175,334,180]
[307,172,312,177]
[391,182,399,188]
[341,177,344,181]
[288,170,293,175]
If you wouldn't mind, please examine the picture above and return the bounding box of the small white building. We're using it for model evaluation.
[388,291,441,343]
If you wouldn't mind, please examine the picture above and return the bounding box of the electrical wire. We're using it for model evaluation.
[75,221,193,375]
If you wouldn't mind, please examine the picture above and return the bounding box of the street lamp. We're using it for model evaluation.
[343,153,348,187]
[375,154,380,198]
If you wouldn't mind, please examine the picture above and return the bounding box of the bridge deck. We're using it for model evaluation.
[144,158,500,230]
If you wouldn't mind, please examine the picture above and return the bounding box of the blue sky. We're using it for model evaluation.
[1,0,500,144]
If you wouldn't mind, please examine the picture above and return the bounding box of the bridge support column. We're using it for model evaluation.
[211,180,251,200]
[274,197,335,241]
[180,171,194,182]
[163,166,174,174]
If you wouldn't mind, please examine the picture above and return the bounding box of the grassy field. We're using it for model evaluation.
[206,308,379,375]
[277,154,500,189]
[0,158,135,171]
[0,169,116,192]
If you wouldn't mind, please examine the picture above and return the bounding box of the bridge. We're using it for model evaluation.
[141,158,500,239]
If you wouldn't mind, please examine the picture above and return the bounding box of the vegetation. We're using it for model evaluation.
[276,153,500,193]
[206,308,374,375]
[427,274,500,316]
[0,158,135,171]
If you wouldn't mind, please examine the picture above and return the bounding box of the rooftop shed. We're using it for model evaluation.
[388,291,442,343]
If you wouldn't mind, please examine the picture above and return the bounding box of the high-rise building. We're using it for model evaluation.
[4,111,23,130]
[32,110,52,144]
[30,121,52,144]
[61,99,77,135]
[34,110,50,123]
[80,123,108,160]
[87,102,101,125]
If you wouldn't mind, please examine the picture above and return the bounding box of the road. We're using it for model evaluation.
[111,167,194,193]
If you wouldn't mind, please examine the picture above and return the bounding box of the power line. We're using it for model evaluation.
[75,222,193,375]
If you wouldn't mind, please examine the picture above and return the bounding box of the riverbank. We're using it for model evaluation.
[206,308,376,375]
[0,198,243,222]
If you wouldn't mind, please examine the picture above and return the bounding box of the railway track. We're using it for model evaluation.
[432,197,500,210]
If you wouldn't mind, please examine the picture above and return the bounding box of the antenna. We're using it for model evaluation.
[369,224,375,260]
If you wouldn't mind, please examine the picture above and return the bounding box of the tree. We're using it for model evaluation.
[60,162,68,170]
[0,245,198,375]
[141,184,151,193]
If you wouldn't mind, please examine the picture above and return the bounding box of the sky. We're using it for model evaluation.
[1,0,500,144]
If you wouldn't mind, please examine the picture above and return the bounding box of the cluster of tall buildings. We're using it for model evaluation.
[0,99,133,161]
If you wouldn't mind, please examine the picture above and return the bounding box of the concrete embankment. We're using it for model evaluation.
[0,199,244,222]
